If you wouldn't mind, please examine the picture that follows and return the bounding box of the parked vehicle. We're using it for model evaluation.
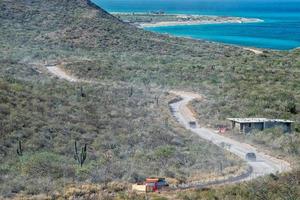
[245,152,256,161]
[146,178,168,187]
[132,178,169,192]
[156,179,169,188]
[189,121,197,128]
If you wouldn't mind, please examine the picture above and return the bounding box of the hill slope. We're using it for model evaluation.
[0,0,300,199]
[0,0,244,198]
[2,0,299,127]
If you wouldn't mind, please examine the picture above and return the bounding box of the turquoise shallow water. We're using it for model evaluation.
[92,0,300,50]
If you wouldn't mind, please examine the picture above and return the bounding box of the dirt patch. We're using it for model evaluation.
[243,47,263,54]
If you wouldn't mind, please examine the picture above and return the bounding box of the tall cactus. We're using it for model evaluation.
[74,141,87,167]
[17,140,23,156]
[155,95,159,106]
[80,86,86,98]
[128,86,133,97]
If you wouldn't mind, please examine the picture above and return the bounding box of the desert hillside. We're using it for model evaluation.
[0,0,244,198]
[0,0,300,199]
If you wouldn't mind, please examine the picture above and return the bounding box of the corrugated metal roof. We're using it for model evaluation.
[227,118,294,123]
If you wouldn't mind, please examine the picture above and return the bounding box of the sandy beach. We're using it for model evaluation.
[243,47,264,54]
[139,18,263,28]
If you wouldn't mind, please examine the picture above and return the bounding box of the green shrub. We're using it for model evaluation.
[1,0,300,198]
[20,152,74,178]
[154,146,175,159]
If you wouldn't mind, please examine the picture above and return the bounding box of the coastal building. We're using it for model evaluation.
[227,118,294,134]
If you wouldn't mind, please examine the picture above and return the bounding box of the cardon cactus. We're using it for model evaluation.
[129,86,133,97]
[74,141,87,167]
[17,140,23,156]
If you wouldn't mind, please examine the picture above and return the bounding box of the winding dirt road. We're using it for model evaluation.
[46,65,93,83]
[170,91,291,182]
[44,64,291,187]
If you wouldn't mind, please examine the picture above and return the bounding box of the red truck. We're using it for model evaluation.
[132,178,169,192]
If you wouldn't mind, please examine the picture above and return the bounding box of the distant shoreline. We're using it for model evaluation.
[139,18,263,28]
[111,12,264,28]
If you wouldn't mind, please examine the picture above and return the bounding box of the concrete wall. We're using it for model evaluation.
[241,122,264,134]
[264,122,292,133]
[231,121,242,133]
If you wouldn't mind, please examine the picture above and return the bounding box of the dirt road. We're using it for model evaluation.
[44,64,291,186]
[45,64,93,83]
[170,91,291,182]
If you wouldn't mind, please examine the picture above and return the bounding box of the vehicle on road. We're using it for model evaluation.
[245,152,257,161]
[132,178,169,193]
[189,121,197,128]
[146,178,169,188]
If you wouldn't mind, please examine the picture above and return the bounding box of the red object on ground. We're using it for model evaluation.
[144,178,168,192]
[153,182,158,192]
[219,127,226,134]
[146,178,159,183]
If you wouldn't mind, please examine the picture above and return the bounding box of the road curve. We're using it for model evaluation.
[46,65,94,83]
[43,64,291,186]
[170,90,291,182]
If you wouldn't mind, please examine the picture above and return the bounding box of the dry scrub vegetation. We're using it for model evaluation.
[0,62,242,198]
[0,0,300,199]
[177,171,300,200]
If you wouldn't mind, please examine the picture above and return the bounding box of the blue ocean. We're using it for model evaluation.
[92,0,300,50]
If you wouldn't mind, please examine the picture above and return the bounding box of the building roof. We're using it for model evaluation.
[227,118,294,123]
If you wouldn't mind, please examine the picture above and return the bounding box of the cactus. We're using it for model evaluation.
[155,96,159,106]
[128,86,133,97]
[80,86,86,97]
[74,141,87,167]
[17,140,23,156]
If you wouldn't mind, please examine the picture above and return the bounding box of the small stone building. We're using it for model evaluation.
[227,118,294,134]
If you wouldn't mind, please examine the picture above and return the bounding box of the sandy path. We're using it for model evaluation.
[46,64,94,83]
[170,90,291,182]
